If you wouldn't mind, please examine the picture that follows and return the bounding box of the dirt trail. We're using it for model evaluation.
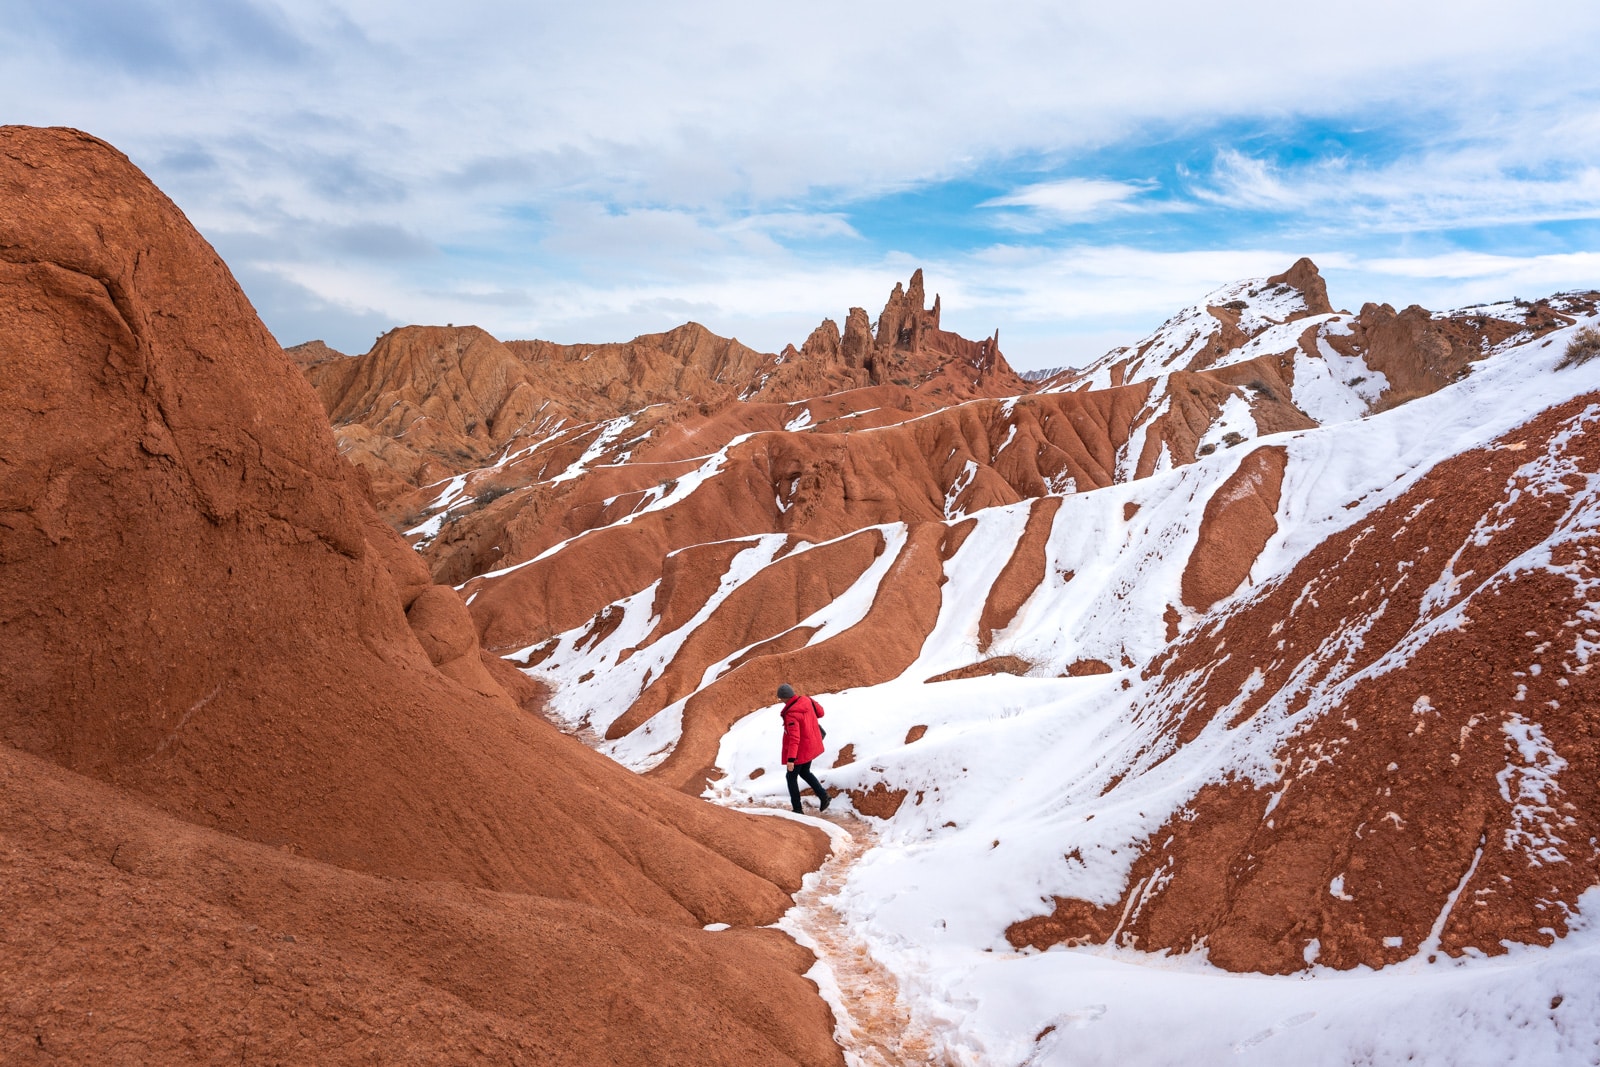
[541,703,944,1064]
[774,810,953,1067]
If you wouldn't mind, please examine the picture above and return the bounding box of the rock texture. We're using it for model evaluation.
[1007,397,1600,972]
[0,126,839,1065]
[303,269,1032,519]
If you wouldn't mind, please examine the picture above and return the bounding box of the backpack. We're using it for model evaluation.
[812,698,826,741]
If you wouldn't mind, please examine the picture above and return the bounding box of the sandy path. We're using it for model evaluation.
[764,809,953,1067]
[541,701,943,1064]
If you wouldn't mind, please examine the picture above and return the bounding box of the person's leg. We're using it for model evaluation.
[795,761,829,810]
[785,766,803,812]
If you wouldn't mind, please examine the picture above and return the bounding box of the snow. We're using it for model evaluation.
[1497,716,1571,867]
[711,674,1600,1064]
[509,307,1600,1063]
[903,503,1034,680]
[1195,392,1258,453]
[1291,326,1389,424]
[549,414,636,484]
[1063,273,1323,390]
[944,461,978,519]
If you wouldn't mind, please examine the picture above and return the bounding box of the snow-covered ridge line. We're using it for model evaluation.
[697,318,1600,1062]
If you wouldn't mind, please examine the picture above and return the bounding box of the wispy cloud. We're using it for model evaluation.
[4,1,1599,360]
[1195,148,1600,232]
[979,178,1176,228]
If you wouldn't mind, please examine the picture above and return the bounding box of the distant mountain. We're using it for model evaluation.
[1020,364,1072,381]
[296,271,1029,509]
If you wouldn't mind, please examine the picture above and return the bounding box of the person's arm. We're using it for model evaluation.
[783,714,800,770]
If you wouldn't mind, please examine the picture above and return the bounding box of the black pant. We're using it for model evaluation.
[786,761,827,812]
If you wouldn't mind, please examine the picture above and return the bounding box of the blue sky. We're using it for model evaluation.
[5,1,1600,370]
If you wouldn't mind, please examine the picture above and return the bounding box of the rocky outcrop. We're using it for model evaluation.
[1179,445,1287,612]
[299,274,1031,519]
[1052,258,1592,431]
[305,324,551,491]
[840,306,874,370]
[1058,258,1340,388]
[0,126,838,1064]
[283,338,348,368]
[799,317,842,360]
[1327,301,1518,411]
[1267,256,1334,317]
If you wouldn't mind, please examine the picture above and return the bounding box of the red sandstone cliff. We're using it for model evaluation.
[0,126,841,1065]
[302,269,1031,514]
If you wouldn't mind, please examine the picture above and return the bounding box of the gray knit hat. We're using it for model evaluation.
[776,683,795,700]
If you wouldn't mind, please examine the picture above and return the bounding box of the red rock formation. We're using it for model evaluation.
[1180,445,1287,612]
[1267,256,1334,316]
[0,126,838,1064]
[458,384,1158,652]
[0,742,839,1066]
[1327,302,1516,411]
[608,530,888,737]
[301,273,1031,521]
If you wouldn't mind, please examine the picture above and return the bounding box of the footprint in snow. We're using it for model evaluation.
[1233,1011,1317,1053]
[1026,1009,1107,1065]
[1061,1004,1107,1029]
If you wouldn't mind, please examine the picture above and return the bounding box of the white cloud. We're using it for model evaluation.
[730,213,862,241]
[980,178,1170,226]
[1197,148,1600,232]
[244,225,1599,376]
[5,1,1600,356]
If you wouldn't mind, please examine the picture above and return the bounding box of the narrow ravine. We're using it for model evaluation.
[766,810,953,1067]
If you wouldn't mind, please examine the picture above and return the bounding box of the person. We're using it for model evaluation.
[777,683,830,814]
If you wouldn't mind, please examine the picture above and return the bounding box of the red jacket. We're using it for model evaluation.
[780,694,825,765]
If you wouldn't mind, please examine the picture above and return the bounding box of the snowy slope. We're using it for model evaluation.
[488,270,1600,1064]
[694,319,1598,1063]
[1052,271,1328,391]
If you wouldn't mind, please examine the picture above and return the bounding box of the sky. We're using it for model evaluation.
[4,1,1600,371]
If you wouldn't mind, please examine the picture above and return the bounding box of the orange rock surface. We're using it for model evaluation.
[0,126,840,1065]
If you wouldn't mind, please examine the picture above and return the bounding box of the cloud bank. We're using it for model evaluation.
[4,1,1599,368]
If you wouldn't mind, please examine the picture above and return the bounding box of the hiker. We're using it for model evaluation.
[778,683,830,814]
